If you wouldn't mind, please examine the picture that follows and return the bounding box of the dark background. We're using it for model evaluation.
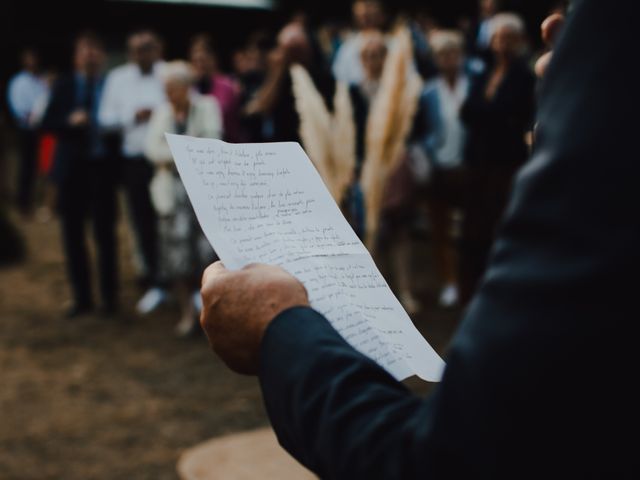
[0,0,560,115]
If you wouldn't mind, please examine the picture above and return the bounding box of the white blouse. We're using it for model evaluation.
[434,75,469,169]
[145,93,223,165]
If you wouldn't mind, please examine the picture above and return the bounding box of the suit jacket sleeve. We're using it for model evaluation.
[41,78,78,136]
[259,1,640,478]
[260,308,438,479]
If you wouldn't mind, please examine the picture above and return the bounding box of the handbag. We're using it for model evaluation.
[150,168,177,216]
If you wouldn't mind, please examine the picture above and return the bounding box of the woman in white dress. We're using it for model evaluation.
[145,61,223,336]
[420,31,470,308]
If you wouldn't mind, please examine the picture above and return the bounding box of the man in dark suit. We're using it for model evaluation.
[42,32,118,317]
[199,0,639,477]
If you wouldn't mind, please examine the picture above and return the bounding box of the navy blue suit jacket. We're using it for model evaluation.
[41,73,113,185]
[258,1,640,478]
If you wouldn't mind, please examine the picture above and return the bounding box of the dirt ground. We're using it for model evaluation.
[0,207,460,479]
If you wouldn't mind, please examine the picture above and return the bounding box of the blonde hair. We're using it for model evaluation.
[430,30,465,55]
[162,60,195,86]
[489,13,526,39]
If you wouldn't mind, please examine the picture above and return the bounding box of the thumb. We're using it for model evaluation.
[202,261,228,288]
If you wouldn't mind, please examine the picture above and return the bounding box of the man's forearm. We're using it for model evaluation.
[259,307,435,479]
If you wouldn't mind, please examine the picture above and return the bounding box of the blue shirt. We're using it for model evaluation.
[6,71,48,128]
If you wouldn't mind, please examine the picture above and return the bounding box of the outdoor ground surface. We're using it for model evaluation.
[0,208,461,479]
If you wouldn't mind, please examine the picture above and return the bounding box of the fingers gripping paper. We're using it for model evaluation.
[165,134,445,381]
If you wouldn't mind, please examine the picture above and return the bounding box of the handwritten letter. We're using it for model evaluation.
[166,134,444,381]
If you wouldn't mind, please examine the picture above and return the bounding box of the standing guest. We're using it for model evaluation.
[6,48,48,216]
[316,19,350,66]
[232,32,270,142]
[29,70,59,223]
[189,34,242,142]
[472,0,501,61]
[332,0,387,85]
[145,61,222,337]
[244,23,335,143]
[419,31,470,308]
[459,13,536,304]
[342,32,388,240]
[99,30,167,314]
[41,32,118,318]
[349,32,424,314]
[0,209,26,266]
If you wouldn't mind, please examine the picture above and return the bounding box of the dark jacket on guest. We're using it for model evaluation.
[461,58,536,168]
[265,66,335,144]
[41,72,118,309]
[257,1,640,478]
[250,30,336,143]
[41,73,108,185]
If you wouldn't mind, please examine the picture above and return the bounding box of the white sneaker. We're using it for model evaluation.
[439,284,459,308]
[136,287,168,315]
[192,290,203,313]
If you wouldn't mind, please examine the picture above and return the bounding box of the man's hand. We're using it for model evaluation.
[536,13,565,79]
[200,262,310,375]
[68,109,89,127]
[134,108,153,124]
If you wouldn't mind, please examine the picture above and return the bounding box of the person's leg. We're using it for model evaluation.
[428,197,450,285]
[175,194,215,337]
[459,238,491,306]
[458,167,487,305]
[16,129,38,216]
[173,278,200,337]
[122,158,159,285]
[91,160,118,312]
[392,228,421,315]
[58,175,92,314]
[428,196,459,307]
[380,211,421,316]
[459,164,518,305]
[0,208,26,266]
[123,159,169,314]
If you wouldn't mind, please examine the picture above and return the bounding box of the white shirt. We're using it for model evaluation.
[6,71,48,128]
[332,34,366,85]
[98,62,166,158]
[434,75,469,169]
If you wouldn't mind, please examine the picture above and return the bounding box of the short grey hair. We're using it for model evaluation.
[489,13,526,39]
[162,60,195,86]
[430,30,465,55]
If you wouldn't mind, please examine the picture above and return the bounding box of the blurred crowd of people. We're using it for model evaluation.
[3,0,567,335]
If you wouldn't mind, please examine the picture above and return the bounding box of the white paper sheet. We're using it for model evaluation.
[165,134,445,381]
